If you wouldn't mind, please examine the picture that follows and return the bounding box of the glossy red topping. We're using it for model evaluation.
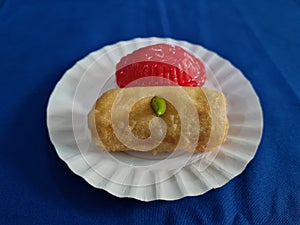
[116,43,206,87]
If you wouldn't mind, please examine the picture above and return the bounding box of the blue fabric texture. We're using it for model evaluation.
[0,0,299,224]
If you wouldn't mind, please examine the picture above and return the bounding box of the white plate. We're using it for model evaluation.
[47,37,263,201]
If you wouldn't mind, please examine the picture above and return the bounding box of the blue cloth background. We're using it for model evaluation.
[1,0,299,224]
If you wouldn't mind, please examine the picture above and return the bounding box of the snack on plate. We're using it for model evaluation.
[88,86,228,153]
[88,43,229,153]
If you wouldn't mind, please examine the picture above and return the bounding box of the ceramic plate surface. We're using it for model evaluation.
[47,37,263,201]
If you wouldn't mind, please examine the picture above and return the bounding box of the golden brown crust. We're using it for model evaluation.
[88,87,229,153]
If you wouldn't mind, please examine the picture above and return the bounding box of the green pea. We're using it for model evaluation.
[151,96,166,116]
